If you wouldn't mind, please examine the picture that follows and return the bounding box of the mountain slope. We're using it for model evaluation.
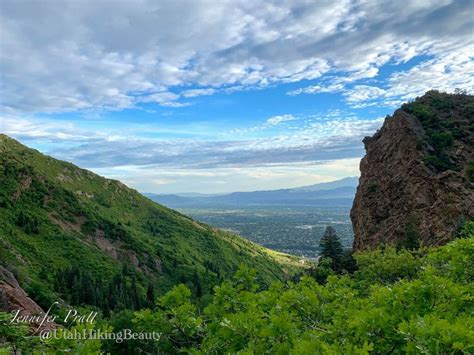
[351,91,474,250]
[0,135,301,313]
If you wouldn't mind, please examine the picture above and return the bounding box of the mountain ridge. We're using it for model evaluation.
[145,177,357,208]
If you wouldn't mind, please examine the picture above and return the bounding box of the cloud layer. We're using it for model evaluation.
[1,112,381,192]
[2,114,382,169]
[1,0,472,192]
[1,0,472,113]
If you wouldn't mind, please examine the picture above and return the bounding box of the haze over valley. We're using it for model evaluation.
[146,177,358,258]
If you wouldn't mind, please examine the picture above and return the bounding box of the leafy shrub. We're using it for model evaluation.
[402,102,434,121]
[456,221,474,239]
[3,236,473,353]
[132,236,473,354]
[428,131,453,150]
[424,154,456,172]
[16,210,40,234]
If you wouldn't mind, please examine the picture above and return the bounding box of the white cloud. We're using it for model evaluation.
[137,91,192,107]
[181,88,216,98]
[0,0,472,113]
[343,85,387,103]
[2,112,381,193]
[342,50,474,107]
[264,114,295,126]
[287,83,344,96]
[386,50,474,99]
[287,48,474,108]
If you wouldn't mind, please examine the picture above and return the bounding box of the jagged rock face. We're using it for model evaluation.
[351,92,474,250]
[0,266,55,330]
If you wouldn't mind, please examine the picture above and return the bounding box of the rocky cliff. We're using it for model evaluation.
[351,91,474,250]
[0,266,56,331]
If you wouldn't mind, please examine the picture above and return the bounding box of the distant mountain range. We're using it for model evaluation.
[144,177,358,208]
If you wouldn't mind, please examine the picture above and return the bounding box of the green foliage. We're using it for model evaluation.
[52,265,150,312]
[423,131,457,171]
[339,249,358,273]
[354,247,422,286]
[0,312,30,353]
[134,284,203,353]
[429,131,454,151]
[456,221,474,239]
[399,314,473,353]
[15,210,40,234]
[3,234,473,353]
[42,323,104,354]
[317,226,356,276]
[132,236,474,354]
[402,91,473,173]
[424,153,457,172]
[319,226,343,271]
[402,102,434,121]
[0,312,104,353]
[308,257,334,284]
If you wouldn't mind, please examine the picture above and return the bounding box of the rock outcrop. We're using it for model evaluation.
[0,266,42,314]
[0,266,55,330]
[351,91,474,250]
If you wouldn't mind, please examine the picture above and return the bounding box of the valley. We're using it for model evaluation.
[145,177,357,258]
[168,205,353,259]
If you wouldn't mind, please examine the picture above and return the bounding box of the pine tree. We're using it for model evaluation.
[146,284,155,306]
[319,226,343,272]
[193,271,202,298]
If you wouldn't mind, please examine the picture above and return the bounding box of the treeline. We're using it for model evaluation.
[52,265,155,313]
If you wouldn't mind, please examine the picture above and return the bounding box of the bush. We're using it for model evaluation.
[402,102,434,121]
[424,154,456,172]
[15,210,40,234]
[133,236,473,354]
[428,131,453,150]
[456,221,474,239]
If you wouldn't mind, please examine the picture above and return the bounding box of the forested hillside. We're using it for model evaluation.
[0,135,301,314]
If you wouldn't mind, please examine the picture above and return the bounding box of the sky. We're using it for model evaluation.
[0,0,473,194]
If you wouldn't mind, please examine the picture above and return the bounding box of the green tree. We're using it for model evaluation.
[319,226,343,271]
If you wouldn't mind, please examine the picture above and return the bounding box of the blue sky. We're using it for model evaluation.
[1,0,472,193]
